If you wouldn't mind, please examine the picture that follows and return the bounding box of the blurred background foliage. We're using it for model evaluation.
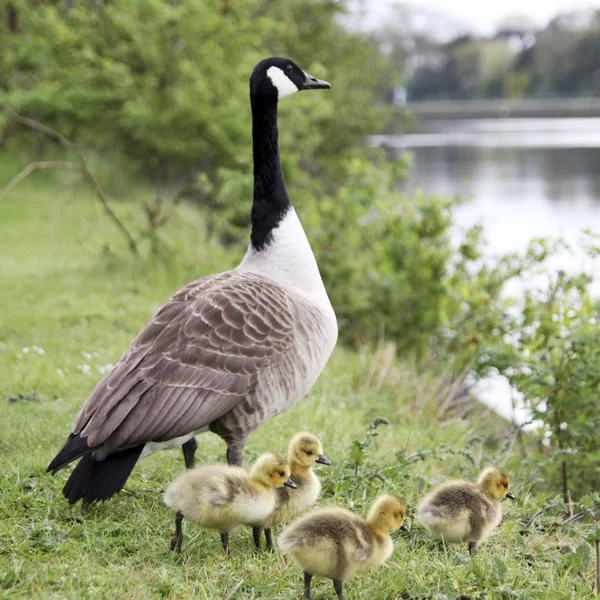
[374,4,600,101]
[1,0,598,496]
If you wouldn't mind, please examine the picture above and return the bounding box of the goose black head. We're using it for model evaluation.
[250,57,330,105]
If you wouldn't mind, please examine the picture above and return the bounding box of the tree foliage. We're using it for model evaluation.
[1,0,394,181]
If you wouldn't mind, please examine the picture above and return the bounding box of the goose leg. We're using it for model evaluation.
[181,437,198,469]
[252,526,263,552]
[170,510,184,553]
[333,579,343,600]
[226,444,244,466]
[265,527,274,552]
[468,541,477,555]
[220,532,230,555]
[303,572,313,600]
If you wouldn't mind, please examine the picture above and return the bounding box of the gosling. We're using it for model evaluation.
[415,466,516,554]
[164,452,296,554]
[279,493,408,600]
[252,432,331,552]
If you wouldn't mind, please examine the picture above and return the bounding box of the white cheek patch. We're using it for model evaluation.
[266,66,299,99]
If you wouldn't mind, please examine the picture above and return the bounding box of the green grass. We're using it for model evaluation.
[0,161,596,599]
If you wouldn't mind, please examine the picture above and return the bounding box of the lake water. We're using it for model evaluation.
[379,118,600,424]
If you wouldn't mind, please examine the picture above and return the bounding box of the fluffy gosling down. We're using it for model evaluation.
[279,493,408,600]
[415,466,516,554]
[164,452,295,554]
[252,432,331,552]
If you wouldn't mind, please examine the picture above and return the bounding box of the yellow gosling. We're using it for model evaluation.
[415,466,516,554]
[279,493,407,600]
[164,452,295,554]
[252,432,331,552]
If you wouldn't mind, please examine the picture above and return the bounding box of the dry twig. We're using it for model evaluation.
[2,110,138,253]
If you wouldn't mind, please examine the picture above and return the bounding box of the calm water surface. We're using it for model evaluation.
[389,118,600,422]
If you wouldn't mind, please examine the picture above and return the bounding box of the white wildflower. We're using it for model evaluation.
[98,364,113,375]
[22,347,29,354]
[56,368,64,378]
[81,351,92,360]
[32,345,45,355]
[559,422,568,431]
[77,364,91,376]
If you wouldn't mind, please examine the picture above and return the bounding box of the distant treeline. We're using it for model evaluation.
[375,7,600,101]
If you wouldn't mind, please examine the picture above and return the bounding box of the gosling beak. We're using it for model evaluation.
[400,524,409,532]
[284,478,297,489]
[506,492,516,500]
[316,454,332,465]
[300,70,331,91]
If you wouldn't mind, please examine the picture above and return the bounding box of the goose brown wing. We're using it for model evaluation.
[71,271,295,449]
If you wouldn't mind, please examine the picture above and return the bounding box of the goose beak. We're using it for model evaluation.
[316,454,331,465]
[506,492,516,500]
[284,478,297,489]
[400,524,409,532]
[300,70,331,91]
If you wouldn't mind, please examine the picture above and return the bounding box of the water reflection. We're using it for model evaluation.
[386,118,600,423]
[397,136,600,258]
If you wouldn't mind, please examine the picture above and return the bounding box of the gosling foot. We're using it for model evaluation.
[252,526,263,553]
[303,572,313,600]
[220,532,230,556]
[170,510,184,553]
[265,528,275,553]
[333,578,344,600]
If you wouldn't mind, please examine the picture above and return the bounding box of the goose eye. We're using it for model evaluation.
[306,450,314,455]
[285,64,293,73]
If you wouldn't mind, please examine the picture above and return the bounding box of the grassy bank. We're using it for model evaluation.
[0,164,595,599]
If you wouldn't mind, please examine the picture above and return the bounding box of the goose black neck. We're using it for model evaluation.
[250,100,291,252]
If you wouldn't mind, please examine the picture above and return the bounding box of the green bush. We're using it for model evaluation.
[482,263,600,496]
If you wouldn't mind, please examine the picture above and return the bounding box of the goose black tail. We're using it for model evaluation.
[47,433,91,474]
[62,445,144,504]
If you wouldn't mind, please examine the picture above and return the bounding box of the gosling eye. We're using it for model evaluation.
[279,471,285,477]
[306,450,314,456]
[502,482,508,489]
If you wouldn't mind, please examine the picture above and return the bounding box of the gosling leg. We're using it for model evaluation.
[181,437,198,469]
[265,527,274,552]
[220,532,230,555]
[333,578,344,600]
[170,510,184,553]
[252,526,263,552]
[303,572,313,600]
[468,541,478,555]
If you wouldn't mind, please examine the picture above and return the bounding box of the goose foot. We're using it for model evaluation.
[468,541,478,555]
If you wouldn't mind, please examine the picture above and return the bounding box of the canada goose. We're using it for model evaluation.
[279,493,408,600]
[252,432,331,552]
[46,57,338,504]
[415,467,516,554]
[164,452,295,554]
